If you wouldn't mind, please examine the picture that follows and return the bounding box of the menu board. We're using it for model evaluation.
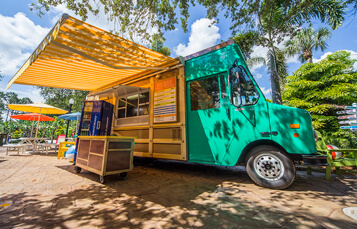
[154,77,177,123]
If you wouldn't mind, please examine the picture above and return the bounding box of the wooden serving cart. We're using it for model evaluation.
[75,136,135,183]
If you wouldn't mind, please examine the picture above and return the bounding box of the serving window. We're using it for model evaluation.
[116,91,150,126]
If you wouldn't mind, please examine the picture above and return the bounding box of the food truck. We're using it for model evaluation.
[6,14,318,189]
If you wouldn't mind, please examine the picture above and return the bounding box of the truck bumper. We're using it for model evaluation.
[302,154,328,166]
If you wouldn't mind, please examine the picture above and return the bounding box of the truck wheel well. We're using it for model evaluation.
[236,140,302,165]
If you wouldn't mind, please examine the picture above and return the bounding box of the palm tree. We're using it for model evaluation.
[284,27,332,63]
[234,0,346,104]
[248,47,289,92]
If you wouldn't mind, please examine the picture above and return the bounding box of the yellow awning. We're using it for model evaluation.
[8,103,68,114]
[6,14,178,92]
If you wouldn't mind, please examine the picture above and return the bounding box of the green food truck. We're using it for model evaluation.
[91,40,317,190]
[6,15,318,189]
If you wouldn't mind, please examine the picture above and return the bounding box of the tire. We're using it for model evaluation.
[245,145,295,190]
[75,167,81,174]
[119,172,127,180]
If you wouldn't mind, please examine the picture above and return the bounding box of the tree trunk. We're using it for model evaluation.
[304,50,313,63]
[5,110,9,122]
[269,50,282,104]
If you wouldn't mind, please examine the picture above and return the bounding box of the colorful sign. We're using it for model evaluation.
[339,120,357,125]
[337,109,357,115]
[337,115,356,119]
[340,126,357,129]
[346,106,357,109]
[154,78,177,123]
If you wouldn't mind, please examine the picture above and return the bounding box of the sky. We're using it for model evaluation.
[0,1,357,103]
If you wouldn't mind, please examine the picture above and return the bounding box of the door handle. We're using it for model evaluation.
[260,131,278,136]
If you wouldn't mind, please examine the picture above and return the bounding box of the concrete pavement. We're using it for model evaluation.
[0,147,356,228]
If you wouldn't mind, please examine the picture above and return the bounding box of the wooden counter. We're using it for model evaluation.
[75,136,135,183]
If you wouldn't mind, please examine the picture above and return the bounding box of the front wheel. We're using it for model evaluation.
[245,145,295,190]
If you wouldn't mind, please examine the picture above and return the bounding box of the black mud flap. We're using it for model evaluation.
[302,154,328,166]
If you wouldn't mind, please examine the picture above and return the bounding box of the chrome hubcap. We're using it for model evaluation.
[253,154,284,181]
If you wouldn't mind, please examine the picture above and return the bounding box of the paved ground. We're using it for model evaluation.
[0,147,356,228]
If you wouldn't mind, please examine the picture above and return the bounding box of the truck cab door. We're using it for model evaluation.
[186,64,270,166]
[187,73,233,164]
[224,64,271,165]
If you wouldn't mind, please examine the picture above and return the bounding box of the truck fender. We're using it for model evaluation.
[235,140,302,165]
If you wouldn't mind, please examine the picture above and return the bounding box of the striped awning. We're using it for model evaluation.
[6,14,178,92]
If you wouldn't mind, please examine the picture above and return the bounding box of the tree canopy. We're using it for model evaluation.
[232,30,261,59]
[31,0,191,41]
[37,87,88,112]
[151,34,171,56]
[283,50,357,147]
[0,92,33,122]
[222,0,346,104]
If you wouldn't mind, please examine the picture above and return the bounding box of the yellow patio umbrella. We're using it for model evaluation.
[8,103,68,138]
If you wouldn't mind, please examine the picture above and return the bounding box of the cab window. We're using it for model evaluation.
[229,65,259,107]
[190,76,220,111]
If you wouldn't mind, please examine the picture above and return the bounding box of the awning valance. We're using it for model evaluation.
[6,14,178,92]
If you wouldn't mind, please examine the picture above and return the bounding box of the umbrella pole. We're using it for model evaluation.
[33,113,41,152]
[75,117,79,135]
[30,119,35,137]
[35,113,41,138]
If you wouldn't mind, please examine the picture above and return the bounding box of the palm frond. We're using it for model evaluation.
[247,57,266,67]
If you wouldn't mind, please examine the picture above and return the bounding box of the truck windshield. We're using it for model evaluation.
[229,64,259,107]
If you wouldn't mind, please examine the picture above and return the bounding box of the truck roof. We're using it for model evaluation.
[184,39,236,61]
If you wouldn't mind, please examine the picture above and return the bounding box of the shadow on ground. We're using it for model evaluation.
[0,158,356,228]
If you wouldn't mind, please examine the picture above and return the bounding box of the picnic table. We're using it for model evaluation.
[4,144,32,156]
[19,137,47,145]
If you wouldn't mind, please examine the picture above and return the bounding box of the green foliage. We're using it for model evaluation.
[284,26,331,63]
[232,30,260,59]
[0,92,33,122]
[31,0,189,41]
[37,87,88,112]
[11,130,21,139]
[222,0,346,104]
[0,117,78,140]
[283,50,357,148]
[151,33,171,56]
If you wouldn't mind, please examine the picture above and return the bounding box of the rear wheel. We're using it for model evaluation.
[245,145,295,189]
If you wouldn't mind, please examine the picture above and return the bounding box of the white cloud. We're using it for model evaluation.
[256,73,262,79]
[0,13,50,76]
[286,55,299,64]
[312,52,333,63]
[260,87,272,98]
[249,46,268,73]
[174,18,221,56]
[313,50,357,70]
